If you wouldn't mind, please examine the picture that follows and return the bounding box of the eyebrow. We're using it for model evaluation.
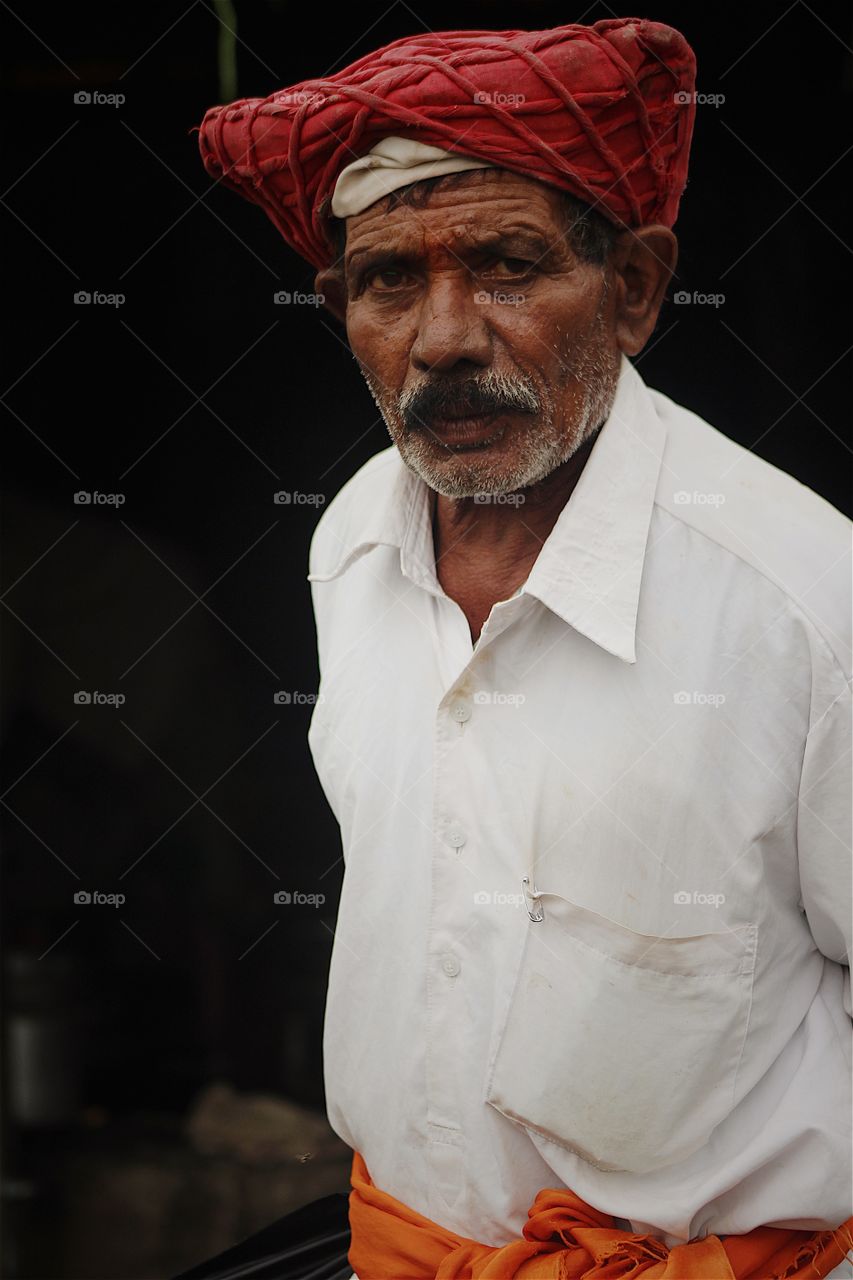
[345,228,559,282]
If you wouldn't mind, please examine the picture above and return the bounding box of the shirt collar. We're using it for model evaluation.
[522,356,667,663]
[308,355,667,664]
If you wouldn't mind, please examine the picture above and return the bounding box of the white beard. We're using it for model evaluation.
[358,296,620,499]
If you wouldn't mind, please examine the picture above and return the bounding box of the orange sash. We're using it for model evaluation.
[348,1150,853,1279]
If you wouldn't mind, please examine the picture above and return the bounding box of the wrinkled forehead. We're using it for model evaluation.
[341,168,567,261]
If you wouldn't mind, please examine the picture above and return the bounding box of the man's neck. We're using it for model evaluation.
[431,426,601,574]
[429,427,602,642]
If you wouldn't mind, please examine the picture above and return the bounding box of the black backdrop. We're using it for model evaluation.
[2,0,851,1219]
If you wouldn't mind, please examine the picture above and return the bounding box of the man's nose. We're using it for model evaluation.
[410,274,492,373]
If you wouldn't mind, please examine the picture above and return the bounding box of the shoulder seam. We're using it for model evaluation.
[652,502,851,686]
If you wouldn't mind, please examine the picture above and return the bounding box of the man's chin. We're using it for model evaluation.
[396,441,555,500]
[396,408,606,498]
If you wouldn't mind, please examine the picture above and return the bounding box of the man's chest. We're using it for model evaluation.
[308,544,810,934]
[311,541,830,1183]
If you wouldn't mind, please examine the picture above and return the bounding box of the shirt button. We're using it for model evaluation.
[441,954,461,978]
[445,826,466,849]
[449,697,471,723]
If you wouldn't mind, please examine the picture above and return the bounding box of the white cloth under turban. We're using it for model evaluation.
[331,137,494,218]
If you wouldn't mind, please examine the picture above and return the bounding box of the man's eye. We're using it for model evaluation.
[489,257,535,277]
[365,268,409,291]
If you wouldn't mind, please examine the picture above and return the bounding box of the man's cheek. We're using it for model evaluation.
[348,311,389,357]
[349,316,412,382]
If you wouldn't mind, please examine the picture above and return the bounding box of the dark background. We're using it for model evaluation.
[2,2,851,1276]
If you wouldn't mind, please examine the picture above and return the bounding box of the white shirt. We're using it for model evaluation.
[306,356,852,1257]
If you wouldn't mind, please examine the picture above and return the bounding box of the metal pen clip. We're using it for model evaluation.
[521,875,544,923]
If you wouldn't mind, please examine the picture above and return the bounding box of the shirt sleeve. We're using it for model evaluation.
[797,679,853,1018]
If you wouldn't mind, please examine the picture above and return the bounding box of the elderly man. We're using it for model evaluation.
[196,17,852,1280]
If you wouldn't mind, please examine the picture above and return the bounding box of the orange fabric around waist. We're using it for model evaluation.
[348,1150,853,1280]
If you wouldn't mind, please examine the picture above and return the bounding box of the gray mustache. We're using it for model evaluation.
[399,373,540,432]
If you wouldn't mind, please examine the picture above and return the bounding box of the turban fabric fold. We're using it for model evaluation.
[195,17,697,271]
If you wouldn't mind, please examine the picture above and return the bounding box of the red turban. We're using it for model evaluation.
[195,18,697,272]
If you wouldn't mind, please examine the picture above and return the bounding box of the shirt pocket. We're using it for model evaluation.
[483,890,757,1174]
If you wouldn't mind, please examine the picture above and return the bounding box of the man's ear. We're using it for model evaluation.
[315,266,347,324]
[610,226,678,356]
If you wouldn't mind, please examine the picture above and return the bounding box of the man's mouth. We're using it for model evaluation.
[426,411,508,450]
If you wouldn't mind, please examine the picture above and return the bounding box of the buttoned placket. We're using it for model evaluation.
[420,568,533,1214]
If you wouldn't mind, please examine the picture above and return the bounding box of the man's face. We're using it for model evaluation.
[341,169,622,498]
